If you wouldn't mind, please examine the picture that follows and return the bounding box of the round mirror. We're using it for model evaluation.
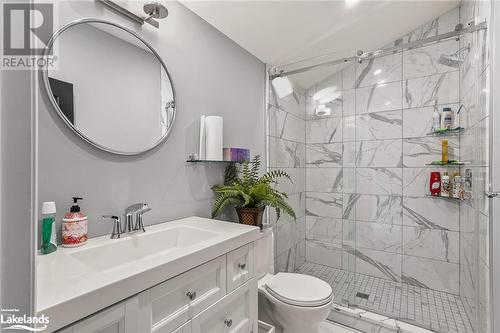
[43,19,176,155]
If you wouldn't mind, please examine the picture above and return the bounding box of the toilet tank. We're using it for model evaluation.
[254,228,275,278]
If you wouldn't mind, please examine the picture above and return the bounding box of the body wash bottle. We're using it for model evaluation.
[441,172,451,197]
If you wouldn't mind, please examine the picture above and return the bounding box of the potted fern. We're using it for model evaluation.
[211,155,296,227]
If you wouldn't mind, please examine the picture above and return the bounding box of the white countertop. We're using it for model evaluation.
[36,216,260,332]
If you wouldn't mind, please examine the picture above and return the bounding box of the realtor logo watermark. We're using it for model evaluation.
[2,2,57,69]
[1,308,49,331]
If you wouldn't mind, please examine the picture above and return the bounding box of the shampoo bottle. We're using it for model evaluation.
[441,107,453,129]
[41,202,57,254]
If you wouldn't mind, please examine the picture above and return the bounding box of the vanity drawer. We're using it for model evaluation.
[67,296,139,333]
[140,256,226,333]
[226,243,254,292]
[191,279,257,333]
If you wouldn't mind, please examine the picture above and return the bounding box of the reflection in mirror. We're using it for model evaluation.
[44,20,175,155]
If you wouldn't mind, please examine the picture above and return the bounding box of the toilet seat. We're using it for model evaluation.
[263,272,333,307]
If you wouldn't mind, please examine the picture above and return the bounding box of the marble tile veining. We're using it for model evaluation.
[355,139,402,168]
[404,71,459,109]
[356,81,403,114]
[306,143,343,167]
[355,110,403,141]
[403,39,459,80]
[307,117,343,143]
[306,192,343,218]
[402,226,459,263]
[355,52,402,88]
[355,168,403,196]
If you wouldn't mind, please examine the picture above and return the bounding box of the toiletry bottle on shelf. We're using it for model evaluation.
[62,197,88,247]
[433,109,441,132]
[441,172,451,197]
[41,202,57,254]
[441,107,454,129]
[442,139,449,164]
[452,172,464,199]
[430,172,441,196]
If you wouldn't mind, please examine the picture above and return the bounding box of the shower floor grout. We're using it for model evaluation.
[296,262,473,333]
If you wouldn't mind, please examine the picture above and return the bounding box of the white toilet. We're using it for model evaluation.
[255,229,334,333]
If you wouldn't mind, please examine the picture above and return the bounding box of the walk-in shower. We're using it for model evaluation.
[267,3,491,332]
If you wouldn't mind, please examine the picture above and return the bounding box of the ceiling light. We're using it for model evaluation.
[313,87,341,104]
[271,76,293,99]
[345,0,360,8]
[315,104,331,116]
[373,69,382,76]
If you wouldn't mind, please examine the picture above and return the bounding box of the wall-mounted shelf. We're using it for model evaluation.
[426,127,465,136]
[187,160,245,164]
[426,161,466,167]
[426,194,467,201]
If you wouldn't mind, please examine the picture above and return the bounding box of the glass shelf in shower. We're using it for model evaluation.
[426,161,466,167]
[426,194,467,201]
[426,127,465,136]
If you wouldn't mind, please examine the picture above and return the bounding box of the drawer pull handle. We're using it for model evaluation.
[224,318,233,327]
[238,263,246,270]
[186,291,197,301]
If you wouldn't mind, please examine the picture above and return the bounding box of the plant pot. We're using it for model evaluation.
[235,207,265,228]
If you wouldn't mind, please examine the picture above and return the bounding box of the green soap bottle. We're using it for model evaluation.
[41,201,57,254]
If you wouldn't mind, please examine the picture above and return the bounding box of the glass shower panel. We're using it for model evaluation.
[268,4,492,328]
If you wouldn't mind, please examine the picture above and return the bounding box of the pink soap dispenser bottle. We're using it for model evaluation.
[62,197,88,247]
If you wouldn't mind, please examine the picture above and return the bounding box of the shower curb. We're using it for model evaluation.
[328,304,436,333]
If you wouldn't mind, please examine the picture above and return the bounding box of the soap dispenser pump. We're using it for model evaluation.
[62,197,88,247]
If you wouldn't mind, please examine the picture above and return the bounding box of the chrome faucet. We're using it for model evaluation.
[102,215,123,239]
[124,203,151,232]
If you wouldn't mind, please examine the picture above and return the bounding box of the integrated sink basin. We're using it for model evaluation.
[37,216,260,331]
[70,225,219,272]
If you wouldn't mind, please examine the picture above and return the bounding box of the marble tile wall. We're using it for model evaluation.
[267,3,491,331]
[268,82,307,273]
[458,1,491,332]
[304,7,464,296]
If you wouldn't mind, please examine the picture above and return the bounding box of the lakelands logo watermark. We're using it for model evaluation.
[1,308,49,331]
[2,2,57,69]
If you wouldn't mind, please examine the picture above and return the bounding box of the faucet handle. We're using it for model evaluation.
[125,203,148,215]
[133,206,151,232]
[102,215,123,239]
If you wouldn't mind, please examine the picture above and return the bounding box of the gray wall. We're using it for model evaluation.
[37,2,265,241]
[1,69,35,317]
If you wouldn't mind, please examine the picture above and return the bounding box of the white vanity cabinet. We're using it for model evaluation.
[58,297,139,333]
[226,243,254,292]
[191,279,257,333]
[139,256,227,333]
[56,242,257,333]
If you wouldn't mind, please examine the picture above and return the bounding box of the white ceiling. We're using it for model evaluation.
[180,0,459,87]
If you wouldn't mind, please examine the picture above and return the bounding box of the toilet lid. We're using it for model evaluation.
[265,273,333,307]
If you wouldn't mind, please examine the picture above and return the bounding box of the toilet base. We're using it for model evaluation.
[258,289,332,333]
